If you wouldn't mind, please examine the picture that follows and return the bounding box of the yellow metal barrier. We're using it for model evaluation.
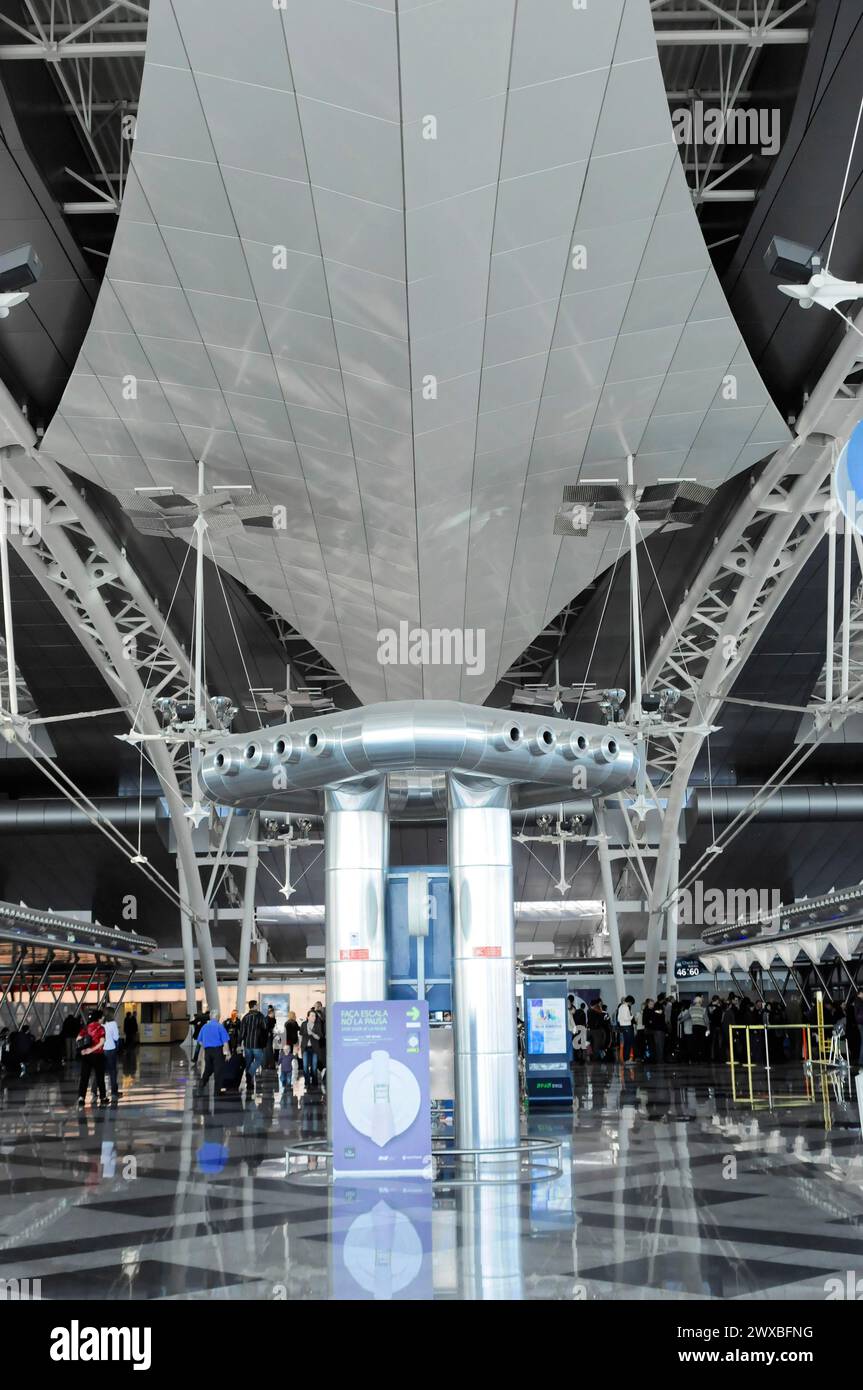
[727,1020,843,1119]
[728,1023,824,1102]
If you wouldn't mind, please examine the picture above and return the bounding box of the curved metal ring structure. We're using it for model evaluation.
[284,1137,562,1187]
[201,701,637,807]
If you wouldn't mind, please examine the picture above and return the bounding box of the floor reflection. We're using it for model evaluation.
[0,1047,860,1299]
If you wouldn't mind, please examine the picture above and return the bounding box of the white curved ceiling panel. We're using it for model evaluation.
[43,0,789,703]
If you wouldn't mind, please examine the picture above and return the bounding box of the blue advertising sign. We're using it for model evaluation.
[331,1001,433,1179]
[523,978,573,1105]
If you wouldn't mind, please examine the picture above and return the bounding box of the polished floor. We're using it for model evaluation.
[0,1047,861,1300]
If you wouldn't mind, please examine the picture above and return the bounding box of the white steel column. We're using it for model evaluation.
[447,773,518,1153]
[0,460,17,717]
[176,857,197,1020]
[665,841,680,995]
[324,777,388,1006]
[236,817,259,1013]
[826,472,839,704]
[595,806,626,1004]
[842,505,853,698]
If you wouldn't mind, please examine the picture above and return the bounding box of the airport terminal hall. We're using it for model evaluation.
[4,0,863,1341]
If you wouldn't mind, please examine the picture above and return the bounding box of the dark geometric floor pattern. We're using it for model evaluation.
[0,1047,861,1299]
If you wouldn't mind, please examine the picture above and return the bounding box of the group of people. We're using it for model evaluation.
[74,1006,139,1106]
[0,1008,138,1080]
[193,1000,327,1098]
[565,988,863,1066]
[0,1024,36,1076]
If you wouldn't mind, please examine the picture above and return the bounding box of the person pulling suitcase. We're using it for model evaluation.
[197,1010,229,1093]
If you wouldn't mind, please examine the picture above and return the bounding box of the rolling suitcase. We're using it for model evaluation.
[218,1052,246,1094]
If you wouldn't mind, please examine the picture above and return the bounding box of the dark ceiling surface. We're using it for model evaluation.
[722,0,863,417]
[0,77,98,427]
[656,0,814,278]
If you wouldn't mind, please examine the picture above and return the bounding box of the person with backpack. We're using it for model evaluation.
[77,1009,107,1107]
[238,1000,268,1095]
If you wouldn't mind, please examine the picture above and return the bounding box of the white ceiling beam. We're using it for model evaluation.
[62,201,119,214]
[0,40,146,58]
[655,28,808,45]
[694,189,758,202]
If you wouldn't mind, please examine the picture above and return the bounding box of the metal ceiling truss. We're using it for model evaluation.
[0,429,220,1006]
[257,602,351,703]
[0,632,37,714]
[0,0,147,58]
[502,586,603,690]
[643,468,833,782]
[0,1,147,219]
[0,952,132,1033]
[636,305,863,994]
[808,573,863,709]
[650,0,810,46]
[653,0,812,211]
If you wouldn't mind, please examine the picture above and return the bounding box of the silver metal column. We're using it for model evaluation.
[447,773,519,1153]
[324,776,388,1006]
[457,1185,524,1299]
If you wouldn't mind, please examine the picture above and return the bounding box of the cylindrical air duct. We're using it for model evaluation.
[200,700,637,808]
[447,773,519,1155]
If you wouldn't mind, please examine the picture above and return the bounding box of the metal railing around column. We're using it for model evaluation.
[284,1135,562,1187]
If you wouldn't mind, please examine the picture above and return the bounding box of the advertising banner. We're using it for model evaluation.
[523,978,573,1105]
[331,1001,432,1178]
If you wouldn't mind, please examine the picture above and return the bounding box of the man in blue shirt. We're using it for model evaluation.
[197,1010,229,1093]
